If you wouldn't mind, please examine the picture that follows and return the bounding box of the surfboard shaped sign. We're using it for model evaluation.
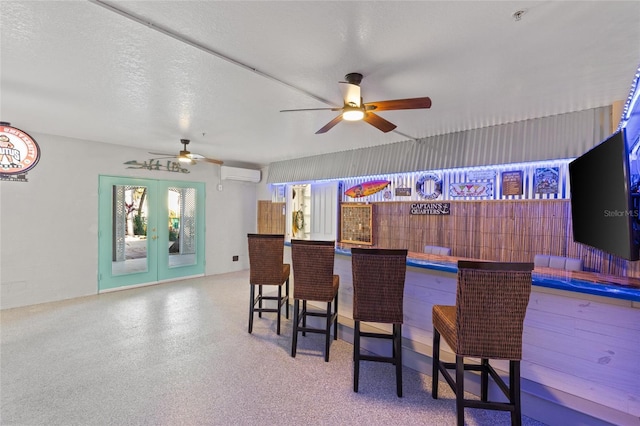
[344,180,391,198]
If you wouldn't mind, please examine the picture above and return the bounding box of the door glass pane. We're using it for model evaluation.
[168,186,197,268]
[111,185,149,275]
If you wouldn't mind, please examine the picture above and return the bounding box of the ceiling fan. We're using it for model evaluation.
[149,139,223,165]
[280,72,432,134]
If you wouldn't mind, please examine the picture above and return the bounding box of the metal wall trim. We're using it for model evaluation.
[267,106,611,184]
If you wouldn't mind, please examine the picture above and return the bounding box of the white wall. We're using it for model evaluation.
[0,132,257,309]
[256,165,273,201]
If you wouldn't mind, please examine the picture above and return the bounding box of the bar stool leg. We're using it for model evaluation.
[432,329,440,398]
[333,292,339,340]
[324,301,332,362]
[511,360,522,426]
[302,300,307,336]
[395,323,403,397]
[258,285,263,318]
[276,285,282,335]
[291,299,300,357]
[285,278,290,319]
[481,358,489,401]
[353,320,361,392]
[248,285,255,334]
[456,355,465,426]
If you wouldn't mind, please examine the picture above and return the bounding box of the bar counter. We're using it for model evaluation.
[284,243,640,425]
[334,245,640,302]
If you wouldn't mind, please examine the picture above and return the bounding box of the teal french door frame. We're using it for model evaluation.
[98,175,205,292]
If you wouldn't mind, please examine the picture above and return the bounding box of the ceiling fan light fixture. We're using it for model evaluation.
[283,73,431,133]
[342,106,365,121]
[178,150,192,163]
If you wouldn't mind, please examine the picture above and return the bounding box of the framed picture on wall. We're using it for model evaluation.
[502,170,523,196]
[534,167,559,194]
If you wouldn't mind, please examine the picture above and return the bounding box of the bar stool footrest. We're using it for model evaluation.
[358,353,396,364]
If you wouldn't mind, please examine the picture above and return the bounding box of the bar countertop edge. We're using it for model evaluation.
[327,243,640,303]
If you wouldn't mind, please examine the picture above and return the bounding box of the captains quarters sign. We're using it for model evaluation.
[410,203,451,215]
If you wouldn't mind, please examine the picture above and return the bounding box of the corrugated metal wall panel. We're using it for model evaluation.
[267,106,611,183]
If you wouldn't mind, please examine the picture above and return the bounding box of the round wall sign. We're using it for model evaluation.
[0,124,41,175]
[416,173,442,199]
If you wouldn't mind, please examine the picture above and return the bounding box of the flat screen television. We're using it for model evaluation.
[569,128,640,261]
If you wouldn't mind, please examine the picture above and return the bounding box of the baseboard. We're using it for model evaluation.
[98,274,204,293]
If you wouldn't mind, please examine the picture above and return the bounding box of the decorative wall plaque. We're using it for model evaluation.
[449,182,493,198]
[467,170,496,181]
[0,123,41,182]
[502,170,523,196]
[416,173,442,199]
[124,159,190,173]
[395,187,412,196]
[534,167,559,194]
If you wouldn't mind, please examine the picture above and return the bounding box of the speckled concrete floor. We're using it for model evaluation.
[0,271,548,426]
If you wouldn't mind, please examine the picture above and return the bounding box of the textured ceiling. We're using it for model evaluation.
[1,1,639,168]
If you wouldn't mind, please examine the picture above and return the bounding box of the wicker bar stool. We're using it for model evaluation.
[351,248,408,397]
[290,239,340,362]
[432,260,534,426]
[246,234,290,335]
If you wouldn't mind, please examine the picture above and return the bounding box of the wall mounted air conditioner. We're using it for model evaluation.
[220,166,261,183]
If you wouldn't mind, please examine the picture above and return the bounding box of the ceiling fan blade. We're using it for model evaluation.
[339,82,361,107]
[363,112,397,133]
[149,151,176,157]
[280,107,341,112]
[187,152,224,165]
[364,97,432,111]
[316,115,344,134]
[200,157,224,165]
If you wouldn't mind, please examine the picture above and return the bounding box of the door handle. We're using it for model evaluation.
[151,235,157,240]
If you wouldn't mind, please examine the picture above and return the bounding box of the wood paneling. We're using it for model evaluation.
[257,201,285,234]
[372,200,640,279]
[260,199,640,277]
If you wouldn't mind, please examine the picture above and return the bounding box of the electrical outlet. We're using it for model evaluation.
[232,255,239,261]
[217,184,223,191]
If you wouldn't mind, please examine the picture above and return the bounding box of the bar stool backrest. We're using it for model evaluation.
[247,234,285,285]
[351,248,408,324]
[291,239,336,302]
[455,260,533,360]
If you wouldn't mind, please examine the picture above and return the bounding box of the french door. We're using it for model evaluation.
[98,176,205,292]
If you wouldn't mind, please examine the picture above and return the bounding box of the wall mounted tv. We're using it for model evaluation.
[569,128,640,261]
